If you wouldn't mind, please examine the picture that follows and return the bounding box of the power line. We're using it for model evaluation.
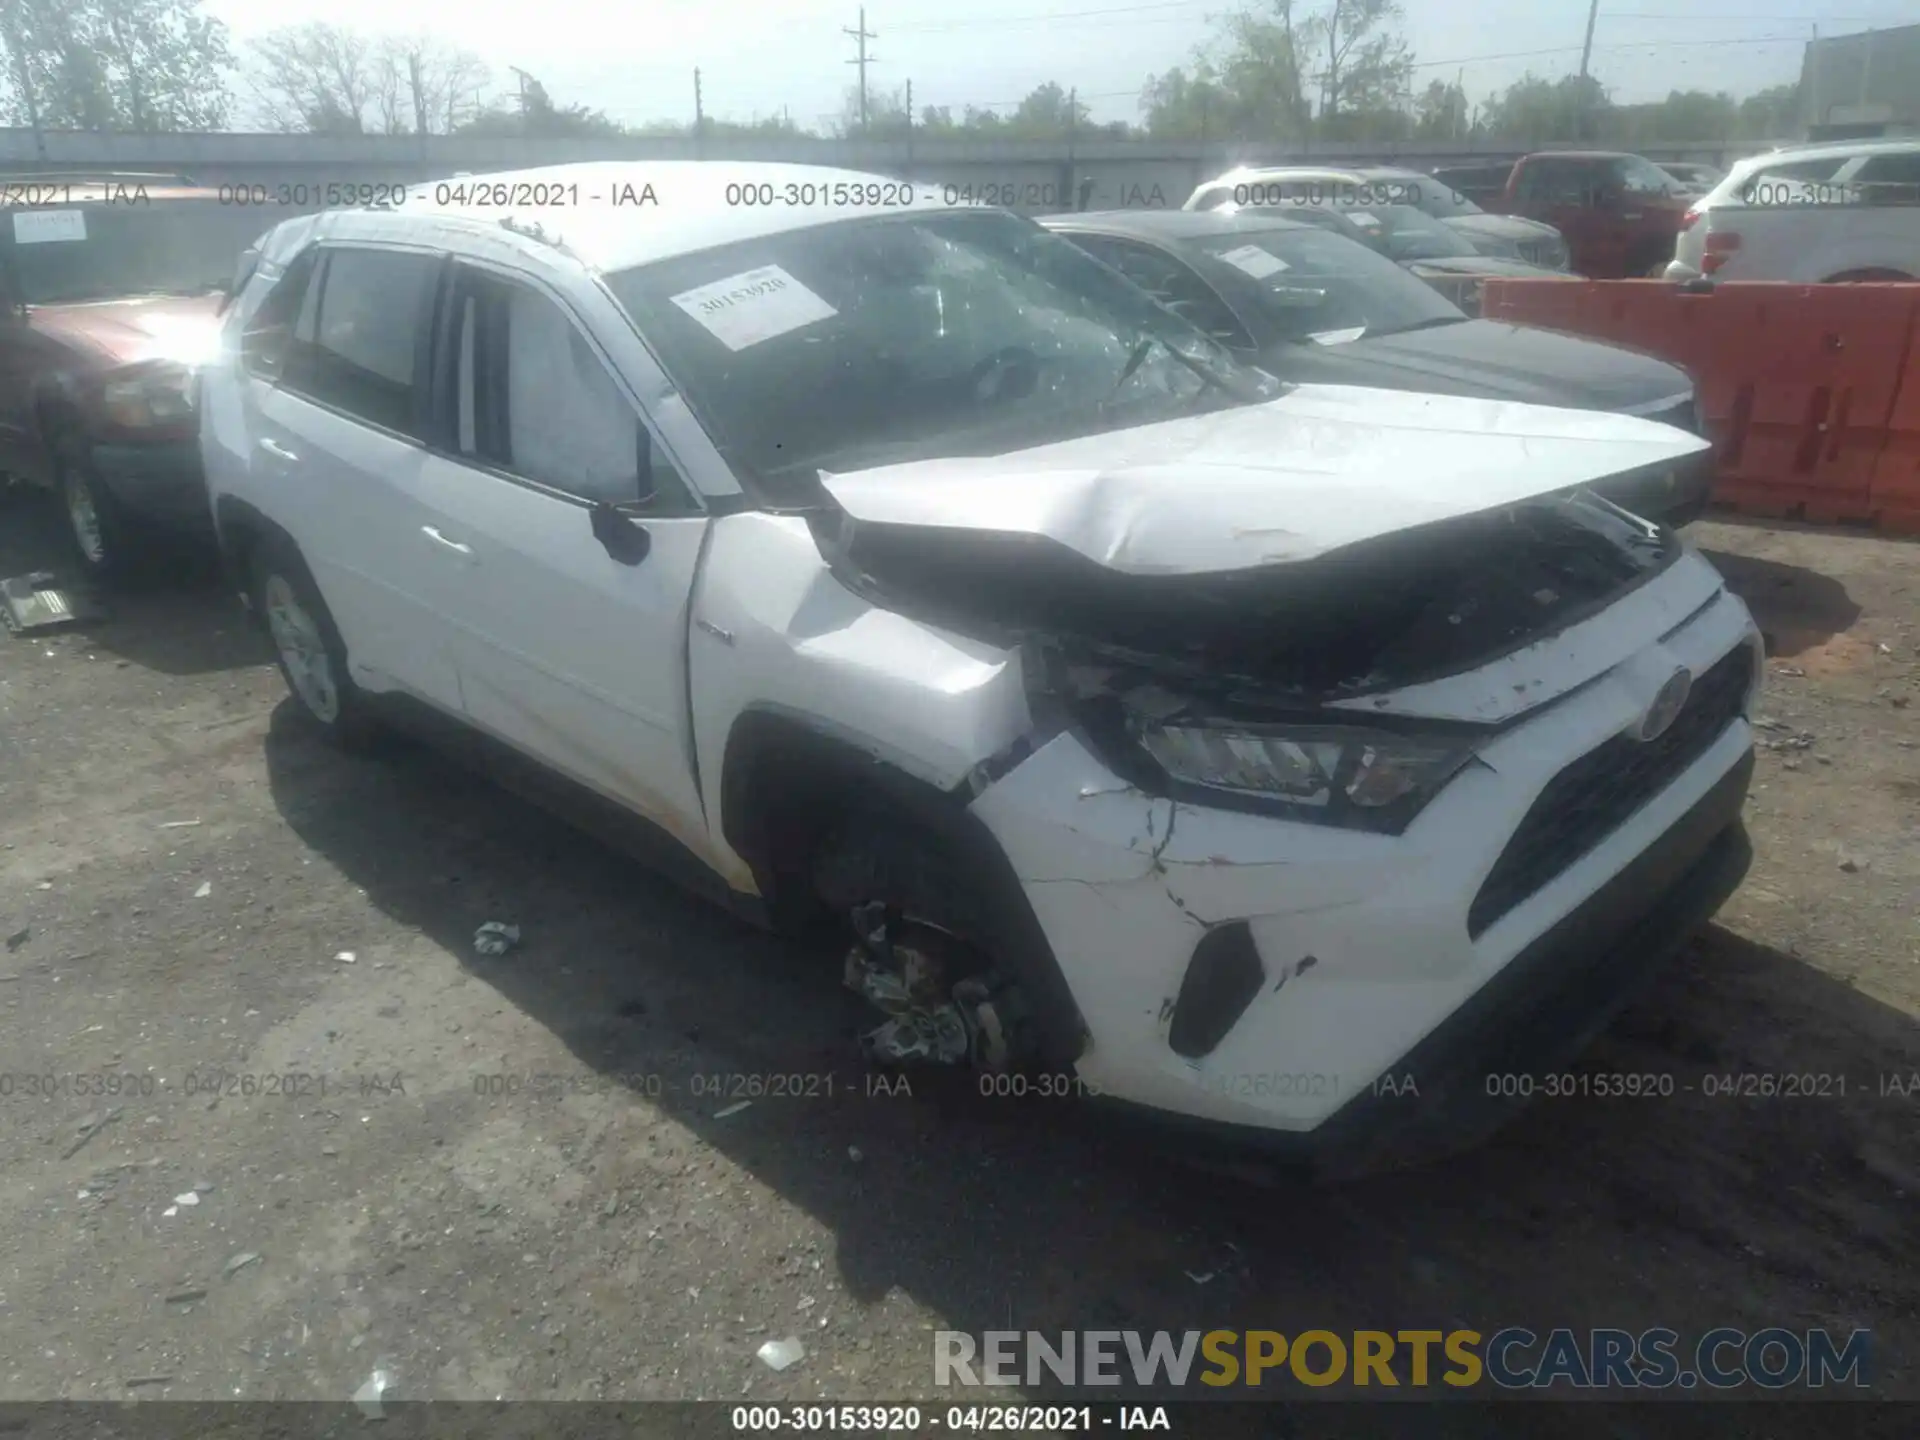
[844,6,878,134]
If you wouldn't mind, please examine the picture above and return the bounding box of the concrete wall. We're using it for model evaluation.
[0,128,1772,214]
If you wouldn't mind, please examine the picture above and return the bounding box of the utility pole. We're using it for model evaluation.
[844,6,877,135]
[509,65,533,118]
[0,4,47,161]
[408,52,428,136]
[694,66,705,153]
[904,77,914,170]
[1575,0,1600,141]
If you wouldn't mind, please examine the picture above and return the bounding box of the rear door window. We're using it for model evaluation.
[286,247,440,437]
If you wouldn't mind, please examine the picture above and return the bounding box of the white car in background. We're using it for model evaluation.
[200,162,1761,1172]
[1666,137,1920,282]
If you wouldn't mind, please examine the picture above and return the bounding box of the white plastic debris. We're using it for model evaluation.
[714,1100,752,1119]
[161,1205,178,1218]
[193,881,212,899]
[224,1251,262,1278]
[159,820,202,829]
[336,950,357,964]
[353,1369,393,1419]
[173,1191,200,1207]
[756,1338,806,1372]
[847,1145,864,1163]
[472,922,520,957]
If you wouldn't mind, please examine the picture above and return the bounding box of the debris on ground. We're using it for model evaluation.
[164,1288,208,1305]
[61,1108,120,1161]
[756,1338,806,1372]
[158,820,202,830]
[1,571,105,634]
[335,950,356,963]
[5,927,27,951]
[192,881,211,899]
[847,1145,864,1163]
[472,922,520,957]
[123,1375,173,1389]
[172,1191,201,1207]
[223,1251,262,1279]
[353,1368,393,1419]
[714,1101,752,1119]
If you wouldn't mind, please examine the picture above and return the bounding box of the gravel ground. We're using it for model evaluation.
[1,488,1916,1431]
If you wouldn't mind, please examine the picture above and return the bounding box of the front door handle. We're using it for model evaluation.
[421,525,473,556]
[258,437,298,462]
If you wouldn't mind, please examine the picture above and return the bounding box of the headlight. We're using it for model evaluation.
[102,365,195,428]
[1134,720,1478,833]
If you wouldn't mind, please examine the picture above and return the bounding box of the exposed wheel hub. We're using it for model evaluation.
[842,902,1027,1071]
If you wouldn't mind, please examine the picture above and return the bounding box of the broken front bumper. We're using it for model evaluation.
[967,588,1760,1166]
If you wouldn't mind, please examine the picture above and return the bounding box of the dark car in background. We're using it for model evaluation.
[1041,208,1713,526]
[0,175,269,578]
[1255,200,1574,316]
[1185,164,1571,270]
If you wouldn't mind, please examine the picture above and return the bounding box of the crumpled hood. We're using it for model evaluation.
[29,294,224,367]
[820,384,1710,577]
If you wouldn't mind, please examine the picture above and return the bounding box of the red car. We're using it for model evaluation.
[1466,151,1698,279]
[0,176,270,578]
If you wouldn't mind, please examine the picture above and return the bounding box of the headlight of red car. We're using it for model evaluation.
[100,364,196,429]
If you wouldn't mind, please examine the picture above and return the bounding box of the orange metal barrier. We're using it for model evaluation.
[1479,279,1920,535]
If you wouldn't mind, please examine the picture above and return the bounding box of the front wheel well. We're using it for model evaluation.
[717,709,1087,1067]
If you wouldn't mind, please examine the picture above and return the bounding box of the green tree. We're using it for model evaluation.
[1303,0,1411,120]
[1006,80,1088,138]
[1739,82,1800,140]
[1481,71,1608,142]
[1,0,232,130]
[456,75,625,137]
[1413,78,1468,139]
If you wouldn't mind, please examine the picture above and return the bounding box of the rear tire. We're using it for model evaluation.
[55,439,137,584]
[1823,268,1913,283]
[249,536,381,752]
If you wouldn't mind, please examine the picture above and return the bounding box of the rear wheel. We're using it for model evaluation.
[249,537,381,751]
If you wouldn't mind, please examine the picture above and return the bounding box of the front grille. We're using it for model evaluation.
[1467,644,1753,939]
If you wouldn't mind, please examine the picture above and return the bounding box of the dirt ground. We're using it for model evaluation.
[1,487,1916,1430]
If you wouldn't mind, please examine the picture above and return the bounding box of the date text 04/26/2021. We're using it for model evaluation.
[728,1406,1170,1433]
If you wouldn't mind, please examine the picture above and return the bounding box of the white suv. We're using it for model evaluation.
[201,162,1763,1171]
[1666,137,1920,282]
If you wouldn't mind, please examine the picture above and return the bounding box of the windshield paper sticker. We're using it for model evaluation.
[1215,244,1290,279]
[669,265,837,351]
[12,209,86,245]
[1345,210,1382,227]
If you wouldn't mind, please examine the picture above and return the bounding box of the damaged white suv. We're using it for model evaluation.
[201,163,1762,1171]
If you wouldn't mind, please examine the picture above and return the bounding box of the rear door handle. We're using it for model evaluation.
[421,525,473,556]
[257,437,298,462]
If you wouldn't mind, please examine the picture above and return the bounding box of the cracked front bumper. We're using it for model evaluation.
[968,588,1760,1162]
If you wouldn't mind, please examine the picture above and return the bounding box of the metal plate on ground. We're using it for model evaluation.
[2,571,105,634]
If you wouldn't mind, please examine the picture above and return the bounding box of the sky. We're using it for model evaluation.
[200,0,1915,131]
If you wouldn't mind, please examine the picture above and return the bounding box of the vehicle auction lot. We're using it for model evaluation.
[1,488,1916,1424]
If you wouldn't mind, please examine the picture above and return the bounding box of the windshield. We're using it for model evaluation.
[604,209,1281,499]
[1190,225,1464,344]
[3,201,271,306]
[1612,154,1686,197]
[1316,203,1479,261]
[1391,179,1485,218]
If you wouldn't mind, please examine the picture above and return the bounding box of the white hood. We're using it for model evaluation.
[821,385,1709,576]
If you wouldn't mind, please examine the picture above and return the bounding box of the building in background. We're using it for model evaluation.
[1801,23,1920,140]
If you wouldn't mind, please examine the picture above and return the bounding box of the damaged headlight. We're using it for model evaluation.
[1135,721,1478,833]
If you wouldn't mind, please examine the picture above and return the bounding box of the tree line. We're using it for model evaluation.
[0,0,1806,143]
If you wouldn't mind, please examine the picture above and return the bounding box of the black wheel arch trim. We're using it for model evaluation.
[718,706,1089,1069]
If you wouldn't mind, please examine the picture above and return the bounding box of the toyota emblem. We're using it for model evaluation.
[1635,666,1693,742]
